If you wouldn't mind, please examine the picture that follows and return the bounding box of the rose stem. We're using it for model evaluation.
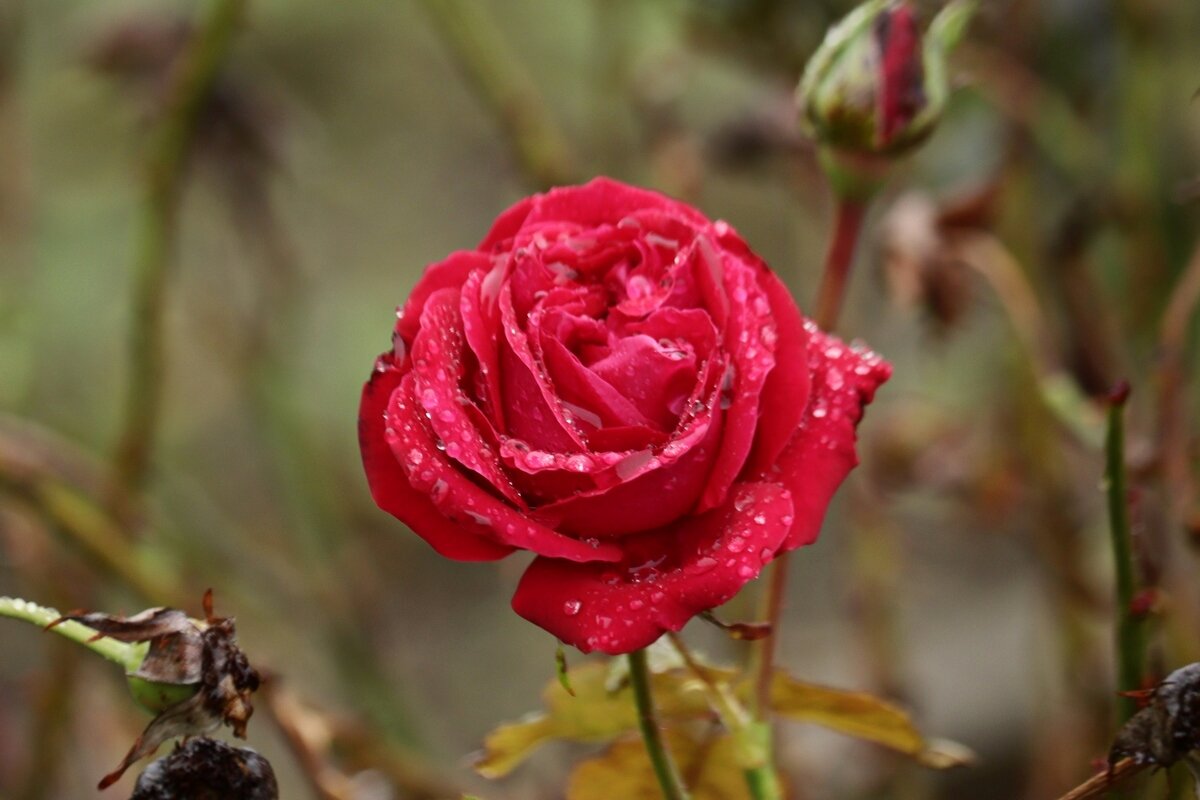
[0,597,143,671]
[628,648,691,800]
[110,0,247,521]
[1105,381,1145,723]
[811,198,867,331]
[752,194,869,719]
[414,0,577,190]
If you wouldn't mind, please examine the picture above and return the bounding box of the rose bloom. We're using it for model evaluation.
[359,178,889,654]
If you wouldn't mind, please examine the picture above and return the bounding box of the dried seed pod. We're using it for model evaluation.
[1109,663,1200,769]
[51,591,261,789]
[130,737,277,800]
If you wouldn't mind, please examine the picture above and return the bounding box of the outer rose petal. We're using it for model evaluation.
[512,482,794,654]
[516,177,709,230]
[743,267,811,475]
[395,251,490,345]
[477,196,534,251]
[358,356,513,562]
[760,327,891,550]
[387,373,621,563]
[410,288,524,506]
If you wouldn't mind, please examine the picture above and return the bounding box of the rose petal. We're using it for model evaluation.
[512,482,795,654]
[533,402,722,538]
[395,251,490,345]
[696,243,778,511]
[358,355,512,561]
[587,335,699,431]
[539,333,656,430]
[478,196,535,251]
[459,268,505,429]
[498,283,589,453]
[760,327,891,549]
[517,177,709,230]
[387,372,621,563]
[741,268,811,475]
[410,288,524,506]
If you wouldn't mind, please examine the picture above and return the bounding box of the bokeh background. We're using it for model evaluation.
[2,0,1199,798]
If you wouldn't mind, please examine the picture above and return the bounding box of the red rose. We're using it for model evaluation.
[359,178,889,654]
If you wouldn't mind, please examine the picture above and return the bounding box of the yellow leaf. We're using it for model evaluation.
[475,660,973,779]
[567,729,758,800]
[763,672,975,768]
[474,662,713,778]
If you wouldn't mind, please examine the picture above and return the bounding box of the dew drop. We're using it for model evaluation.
[693,557,718,573]
[650,591,666,603]
[596,616,613,629]
[628,599,645,611]
[753,513,767,525]
[563,600,582,616]
[738,564,756,578]
[727,536,747,553]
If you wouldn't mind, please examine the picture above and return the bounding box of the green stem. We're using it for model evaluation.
[112,0,247,510]
[628,648,691,800]
[1105,382,1144,723]
[0,597,144,671]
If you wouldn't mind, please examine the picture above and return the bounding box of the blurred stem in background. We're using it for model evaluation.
[111,0,247,522]
[753,192,868,717]
[1105,382,1145,724]
[414,0,577,190]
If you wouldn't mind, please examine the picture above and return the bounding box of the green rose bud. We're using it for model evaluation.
[798,0,976,196]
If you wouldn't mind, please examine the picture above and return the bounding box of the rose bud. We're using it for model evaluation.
[797,0,976,195]
[359,178,890,654]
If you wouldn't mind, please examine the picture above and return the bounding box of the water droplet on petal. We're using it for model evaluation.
[738,564,756,578]
[728,536,747,553]
[563,600,582,616]
[629,599,645,611]
[753,513,767,525]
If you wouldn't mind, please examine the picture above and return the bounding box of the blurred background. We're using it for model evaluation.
[1,0,1199,797]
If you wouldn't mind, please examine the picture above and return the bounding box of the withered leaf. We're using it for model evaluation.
[475,660,971,778]
[568,729,758,800]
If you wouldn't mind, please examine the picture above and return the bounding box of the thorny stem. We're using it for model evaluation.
[414,0,576,190]
[753,195,868,719]
[0,597,144,671]
[1106,383,1145,723]
[628,648,691,800]
[111,0,247,515]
